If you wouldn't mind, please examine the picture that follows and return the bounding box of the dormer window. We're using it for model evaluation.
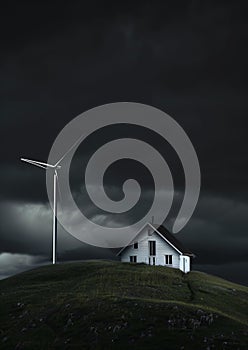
[134,242,138,249]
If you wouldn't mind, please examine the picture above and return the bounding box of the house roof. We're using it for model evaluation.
[153,224,194,256]
[116,223,194,257]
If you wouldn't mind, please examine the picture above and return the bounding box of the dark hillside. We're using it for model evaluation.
[0,261,247,349]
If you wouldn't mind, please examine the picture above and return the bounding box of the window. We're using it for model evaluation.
[165,255,173,265]
[134,242,138,249]
[149,241,156,256]
[130,256,137,263]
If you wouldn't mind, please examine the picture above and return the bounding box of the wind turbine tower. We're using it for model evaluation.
[21,158,61,264]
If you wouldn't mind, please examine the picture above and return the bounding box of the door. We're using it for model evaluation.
[149,256,156,265]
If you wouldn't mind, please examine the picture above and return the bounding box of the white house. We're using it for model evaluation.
[117,223,194,273]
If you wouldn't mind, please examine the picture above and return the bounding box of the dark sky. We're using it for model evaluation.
[0,1,248,285]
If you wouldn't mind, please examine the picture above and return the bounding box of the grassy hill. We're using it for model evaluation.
[0,260,247,349]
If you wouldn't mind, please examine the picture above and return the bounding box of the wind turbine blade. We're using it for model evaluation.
[21,158,47,169]
[33,161,55,168]
[21,158,55,169]
[55,134,84,166]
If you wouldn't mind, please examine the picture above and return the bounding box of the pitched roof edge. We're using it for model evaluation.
[116,222,150,256]
[148,223,183,254]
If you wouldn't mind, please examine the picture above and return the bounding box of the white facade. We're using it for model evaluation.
[118,224,191,273]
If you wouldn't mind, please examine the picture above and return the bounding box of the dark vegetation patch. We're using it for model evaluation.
[0,261,247,349]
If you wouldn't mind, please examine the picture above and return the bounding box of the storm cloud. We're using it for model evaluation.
[0,1,247,284]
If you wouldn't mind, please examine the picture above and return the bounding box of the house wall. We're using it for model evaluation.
[179,255,191,273]
[120,226,181,269]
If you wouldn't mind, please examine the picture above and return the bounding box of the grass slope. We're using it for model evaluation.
[0,260,247,349]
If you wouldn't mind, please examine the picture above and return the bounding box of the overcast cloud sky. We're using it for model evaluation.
[0,1,247,284]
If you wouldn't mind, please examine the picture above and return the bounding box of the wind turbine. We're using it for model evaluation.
[21,158,61,264]
[21,132,85,264]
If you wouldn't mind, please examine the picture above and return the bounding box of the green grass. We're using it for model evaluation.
[0,260,247,349]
